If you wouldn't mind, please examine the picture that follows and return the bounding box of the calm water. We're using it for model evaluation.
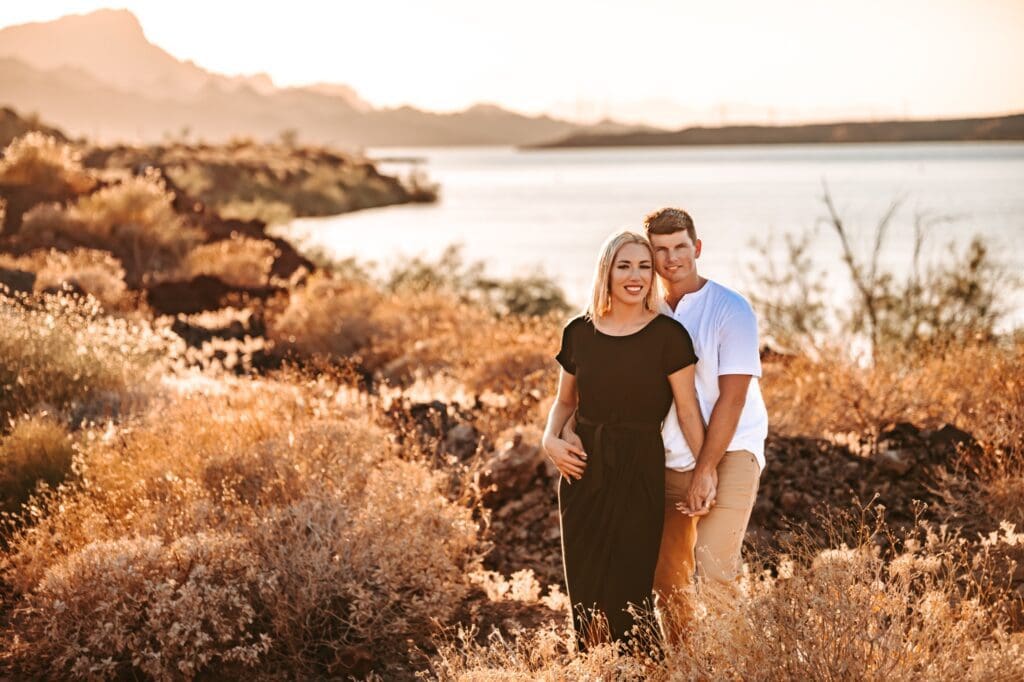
[281,143,1024,320]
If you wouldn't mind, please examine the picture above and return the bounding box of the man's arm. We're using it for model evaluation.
[684,374,751,512]
[685,299,762,513]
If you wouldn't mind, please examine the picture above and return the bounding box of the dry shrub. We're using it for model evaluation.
[268,273,384,358]
[660,516,1024,681]
[252,466,479,677]
[13,532,271,680]
[0,133,95,195]
[0,414,73,512]
[0,248,129,311]
[1,381,483,678]
[433,516,1024,681]
[268,273,474,379]
[762,340,1024,449]
[177,234,278,288]
[0,291,172,427]
[464,346,552,397]
[762,340,1024,537]
[20,170,204,286]
[269,271,562,401]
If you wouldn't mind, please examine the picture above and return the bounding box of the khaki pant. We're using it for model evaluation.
[653,450,760,637]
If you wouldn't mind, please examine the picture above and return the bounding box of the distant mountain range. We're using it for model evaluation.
[0,9,652,147]
[527,114,1024,149]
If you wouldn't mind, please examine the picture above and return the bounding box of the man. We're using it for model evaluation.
[644,207,767,628]
[561,208,767,631]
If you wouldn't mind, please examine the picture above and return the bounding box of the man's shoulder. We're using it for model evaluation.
[706,280,756,316]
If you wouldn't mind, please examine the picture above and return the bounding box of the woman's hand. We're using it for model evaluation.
[676,466,718,516]
[543,433,588,482]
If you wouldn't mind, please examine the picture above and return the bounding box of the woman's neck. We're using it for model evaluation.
[599,301,651,327]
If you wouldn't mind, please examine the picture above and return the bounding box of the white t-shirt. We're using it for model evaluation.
[660,279,768,472]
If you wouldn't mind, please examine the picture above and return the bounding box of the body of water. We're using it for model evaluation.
[281,143,1024,320]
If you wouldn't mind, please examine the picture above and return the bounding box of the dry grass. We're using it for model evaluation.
[0,247,130,311]
[0,133,95,195]
[434,513,1024,681]
[1,280,1023,678]
[20,170,204,286]
[4,143,1024,677]
[268,271,560,401]
[176,234,278,288]
[0,291,174,428]
[0,414,74,513]
[762,341,1024,449]
[0,380,483,679]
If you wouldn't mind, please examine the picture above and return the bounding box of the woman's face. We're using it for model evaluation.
[608,242,653,309]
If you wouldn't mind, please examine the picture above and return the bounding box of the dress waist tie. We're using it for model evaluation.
[574,414,662,489]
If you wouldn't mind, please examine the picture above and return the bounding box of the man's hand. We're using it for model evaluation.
[543,434,588,482]
[676,466,718,516]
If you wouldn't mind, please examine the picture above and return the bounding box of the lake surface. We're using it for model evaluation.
[281,143,1024,322]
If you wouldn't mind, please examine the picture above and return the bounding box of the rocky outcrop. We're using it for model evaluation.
[0,106,68,149]
[145,275,285,315]
[465,418,988,582]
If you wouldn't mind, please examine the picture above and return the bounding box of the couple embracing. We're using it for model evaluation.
[542,208,768,650]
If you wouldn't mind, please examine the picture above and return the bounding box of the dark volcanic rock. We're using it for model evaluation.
[145,275,284,315]
[480,420,986,582]
[169,309,265,348]
[481,427,551,506]
[873,448,915,476]
[0,266,35,293]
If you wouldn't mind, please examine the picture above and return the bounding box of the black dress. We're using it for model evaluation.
[555,313,697,649]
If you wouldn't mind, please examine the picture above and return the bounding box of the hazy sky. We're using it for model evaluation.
[3,0,1023,127]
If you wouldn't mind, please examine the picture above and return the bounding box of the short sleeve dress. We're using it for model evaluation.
[555,313,697,647]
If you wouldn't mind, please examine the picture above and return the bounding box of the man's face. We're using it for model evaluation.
[650,230,701,285]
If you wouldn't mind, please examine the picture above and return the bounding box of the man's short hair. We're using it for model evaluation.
[643,208,697,243]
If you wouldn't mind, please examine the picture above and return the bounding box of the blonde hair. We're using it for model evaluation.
[586,230,657,319]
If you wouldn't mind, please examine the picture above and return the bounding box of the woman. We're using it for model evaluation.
[542,230,705,650]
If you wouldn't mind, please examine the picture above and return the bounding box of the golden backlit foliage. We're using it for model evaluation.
[435,518,1024,681]
[176,234,278,288]
[1,279,1023,678]
[0,414,74,513]
[268,271,559,396]
[0,133,95,195]
[0,291,174,428]
[0,380,482,678]
[0,247,130,311]
[20,171,204,286]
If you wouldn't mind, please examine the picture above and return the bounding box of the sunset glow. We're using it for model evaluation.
[2,0,1023,127]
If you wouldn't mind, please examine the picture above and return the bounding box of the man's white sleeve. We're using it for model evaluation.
[717,305,762,377]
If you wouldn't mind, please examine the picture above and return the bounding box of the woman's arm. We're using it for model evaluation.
[668,364,714,515]
[668,364,705,462]
[542,369,588,481]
